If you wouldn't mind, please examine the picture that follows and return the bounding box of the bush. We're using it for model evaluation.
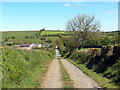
[70,52,88,64]
[103,58,120,85]
[68,45,120,85]
[25,36,28,38]
[2,49,28,83]
[11,36,15,39]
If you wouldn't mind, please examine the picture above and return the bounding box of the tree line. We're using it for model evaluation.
[52,14,119,56]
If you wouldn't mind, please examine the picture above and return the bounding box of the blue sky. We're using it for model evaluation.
[2,2,118,31]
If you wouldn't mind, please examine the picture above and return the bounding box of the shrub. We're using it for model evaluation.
[25,36,28,38]
[70,52,88,64]
[103,58,120,85]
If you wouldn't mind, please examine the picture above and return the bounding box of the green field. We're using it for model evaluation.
[41,31,65,35]
[1,31,38,39]
[1,31,44,44]
[8,38,45,44]
[1,31,66,44]
[1,30,118,45]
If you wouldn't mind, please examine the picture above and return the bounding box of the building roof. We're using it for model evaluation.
[3,42,13,44]
[42,43,50,47]
[33,43,41,47]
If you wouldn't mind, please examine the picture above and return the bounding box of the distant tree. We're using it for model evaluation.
[25,36,28,38]
[4,38,8,42]
[101,36,111,45]
[11,36,15,39]
[39,28,45,35]
[66,14,101,49]
[61,37,77,54]
[40,28,45,31]
[51,38,66,53]
[117,31,120,44]
[87,34,102,46]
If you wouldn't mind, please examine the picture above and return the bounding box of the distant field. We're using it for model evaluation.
[1,31,66,38]
[1,31,45,44]
[9,38,45,44]
[1,31,39,39]
[1,31,66,44]
[46,37,59,42]
[41,31,65,35]
[1,30,117,44]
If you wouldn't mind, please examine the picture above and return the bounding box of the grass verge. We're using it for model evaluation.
[2,48,54,88]
[67,59,119,88]
[58,58,74,88]
[17,58,52,88]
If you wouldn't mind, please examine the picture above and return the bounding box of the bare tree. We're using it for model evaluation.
[66,14,101,48]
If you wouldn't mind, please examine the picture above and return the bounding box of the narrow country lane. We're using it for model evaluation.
[61,59,101,88]
[42,48,63,88]
[42,47,101,88]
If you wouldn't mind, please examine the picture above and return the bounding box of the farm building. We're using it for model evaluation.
[32,43,42,48]
[3,42,13,45]
[20,43,33,49]
[19,43,42,49]
[42,43,50,47]
[20,44,31,47]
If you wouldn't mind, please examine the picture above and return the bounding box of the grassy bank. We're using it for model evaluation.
[2,48,54,88]
[67,59,119,88]
[58,58,74,88]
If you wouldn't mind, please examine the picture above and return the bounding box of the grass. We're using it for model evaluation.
[1,31,39,39]
[18,50,54,88]
[67,59,119,88]
[80,48,89,50]
[41,31,65,35]
[9,38,45,44]
[46,37,59,42]
[16,58,52,88]
[58,58,74,88]
[1,31,46,44]
[2,48,54,88]
[80,48,101,51]
[1,31,66,44]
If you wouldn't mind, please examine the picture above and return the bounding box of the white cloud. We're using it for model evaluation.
[64,3,95,7]
[78,3,95,7]
[64,3,70,7]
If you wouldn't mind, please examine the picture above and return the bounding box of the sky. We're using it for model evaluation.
[1,2,119,31]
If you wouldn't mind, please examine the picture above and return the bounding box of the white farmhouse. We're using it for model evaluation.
[32,43,42,48]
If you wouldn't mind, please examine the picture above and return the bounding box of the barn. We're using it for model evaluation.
[19,43,42,49]
[20,43,33,49]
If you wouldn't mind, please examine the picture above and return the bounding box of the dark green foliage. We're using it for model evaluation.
[70,52,88,64]
[103,58,120,85]
[60,37,77,55]
[68,45,120,85]
[25,36,28,38]
[11,36,15,39]
[4,38,8,42]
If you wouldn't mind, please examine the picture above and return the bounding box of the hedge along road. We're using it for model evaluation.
[42,46,101,88]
